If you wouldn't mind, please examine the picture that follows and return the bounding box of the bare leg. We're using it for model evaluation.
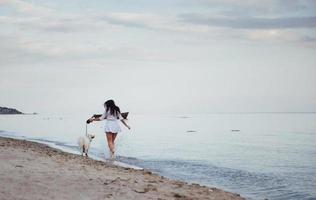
[112,133,117,141]
[111,133,118,157]
[112,133,118,150]
[105,133,114,154]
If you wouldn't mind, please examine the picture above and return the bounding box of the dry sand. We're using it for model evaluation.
[0,136,245,200]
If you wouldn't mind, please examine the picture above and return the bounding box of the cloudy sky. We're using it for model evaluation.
[0,0,315,114]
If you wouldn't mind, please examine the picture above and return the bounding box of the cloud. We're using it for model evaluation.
[247,29,304,41]
[180,14,316,29]
[0,0,54,17]
[190,0,316,16]
[0,0,315,68]
[0,35,51,65]
[2,0,315,34]
[97,12,222,35]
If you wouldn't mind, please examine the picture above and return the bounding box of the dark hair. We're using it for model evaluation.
[104,99,121,118]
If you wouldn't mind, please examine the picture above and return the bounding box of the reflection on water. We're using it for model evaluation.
[1,113,316,200]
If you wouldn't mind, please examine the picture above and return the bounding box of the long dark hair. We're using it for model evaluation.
[104,99,121,118]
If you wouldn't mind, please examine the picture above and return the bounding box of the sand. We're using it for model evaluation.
[0,136,245,200]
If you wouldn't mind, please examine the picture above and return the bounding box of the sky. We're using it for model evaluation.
[0,0,316,115]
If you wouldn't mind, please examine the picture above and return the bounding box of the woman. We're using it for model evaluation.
[88,100,130,159]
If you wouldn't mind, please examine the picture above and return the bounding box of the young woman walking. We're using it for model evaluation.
[88,100,130,159]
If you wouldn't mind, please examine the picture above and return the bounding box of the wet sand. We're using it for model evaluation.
[0,136,245,200]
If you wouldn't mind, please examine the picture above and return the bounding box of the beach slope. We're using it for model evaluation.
[0,137,244,200]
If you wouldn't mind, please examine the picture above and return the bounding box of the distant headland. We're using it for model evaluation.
[0,107,24,114]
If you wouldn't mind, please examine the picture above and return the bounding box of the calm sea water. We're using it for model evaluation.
[0,113,315,200]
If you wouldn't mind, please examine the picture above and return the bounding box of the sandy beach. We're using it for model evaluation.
[0,136,244,200]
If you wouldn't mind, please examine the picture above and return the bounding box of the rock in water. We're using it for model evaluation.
[0,106,23,114]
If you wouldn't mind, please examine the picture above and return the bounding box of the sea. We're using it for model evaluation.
[0,113,315,200]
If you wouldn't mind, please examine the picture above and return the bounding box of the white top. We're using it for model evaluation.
[99,107,123,121]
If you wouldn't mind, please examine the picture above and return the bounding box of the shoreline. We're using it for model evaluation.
[0,136,245,200]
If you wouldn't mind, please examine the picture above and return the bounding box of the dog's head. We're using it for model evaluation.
[87,134,95,141]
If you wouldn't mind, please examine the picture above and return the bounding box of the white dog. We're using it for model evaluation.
[78,134,95,157]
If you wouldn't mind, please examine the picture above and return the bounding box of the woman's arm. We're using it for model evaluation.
[120,119,130,129]
[87,117,99,123]
[118,112,130,129]
[88,111,106,123]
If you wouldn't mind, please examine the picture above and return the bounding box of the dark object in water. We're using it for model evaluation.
[186,130,197,133]
[86,112,129,124]
[231,129,240,132]
[0,106,23,114]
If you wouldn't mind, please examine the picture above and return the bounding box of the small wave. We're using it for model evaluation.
[29,138,143,170]
[0,131,143,170]
[1,131,315,200]
[29,138,78,150]
[122,159,315,200]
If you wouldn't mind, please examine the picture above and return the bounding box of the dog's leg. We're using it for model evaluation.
[82,146,86,156]
[80,147,83,156]
[84,146,89,157]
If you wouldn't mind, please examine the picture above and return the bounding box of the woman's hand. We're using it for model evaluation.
[120,119,130,130]
[87,118,94,124]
